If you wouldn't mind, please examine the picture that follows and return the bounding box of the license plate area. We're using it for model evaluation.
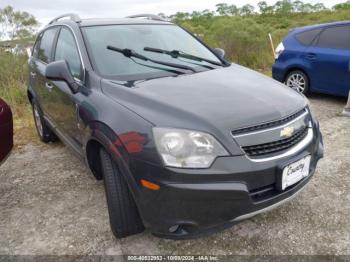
[280,155,311,190]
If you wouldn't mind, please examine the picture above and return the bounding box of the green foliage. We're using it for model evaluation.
[215,3,239,16]
[333,1,350,10]
[0,5,38,40]
[0,50,37,144]
[0,51,28,105]
[173,1,350,71]
[203,17,272,69]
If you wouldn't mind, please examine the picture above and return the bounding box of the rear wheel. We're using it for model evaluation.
[100,148,144,238]
[32,101,57,143]
[285,70,309,94]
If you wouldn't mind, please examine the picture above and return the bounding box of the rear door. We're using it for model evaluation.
[46,26,84,151]
[28,33,42,100]
[306,25,350,96]
[29,27,59,118]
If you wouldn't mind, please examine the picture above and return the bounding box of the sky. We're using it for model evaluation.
[0,0,346,27]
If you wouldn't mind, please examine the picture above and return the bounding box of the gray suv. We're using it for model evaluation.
[27,13,324,239]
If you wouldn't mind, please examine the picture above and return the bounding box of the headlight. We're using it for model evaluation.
[153,128,229,168]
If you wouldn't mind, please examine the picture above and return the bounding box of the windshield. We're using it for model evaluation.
[82,24,221,80]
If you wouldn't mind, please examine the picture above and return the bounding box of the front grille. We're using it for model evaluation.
[232,108,307,136]
[242,127,308,157]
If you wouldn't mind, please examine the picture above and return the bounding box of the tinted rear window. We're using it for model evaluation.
[295,29,321,46]
[317,26,350,49]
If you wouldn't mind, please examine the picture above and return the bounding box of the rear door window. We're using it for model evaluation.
[295,29,322,46]
[317,26,350,49]
[38,27,59,63]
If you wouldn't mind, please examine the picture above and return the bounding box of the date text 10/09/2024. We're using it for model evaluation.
[127,255,219,261]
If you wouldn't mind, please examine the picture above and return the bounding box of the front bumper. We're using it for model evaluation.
[130,125,324,239]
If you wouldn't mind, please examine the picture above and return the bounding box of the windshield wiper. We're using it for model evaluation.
[107,45,196,73]
[144,47,224,67]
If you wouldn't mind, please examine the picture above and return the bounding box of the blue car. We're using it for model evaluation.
[272,21,350,97]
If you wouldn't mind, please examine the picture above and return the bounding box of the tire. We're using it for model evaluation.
[32,101,57,143]
[100,148,144,238]
[285,70,309,95]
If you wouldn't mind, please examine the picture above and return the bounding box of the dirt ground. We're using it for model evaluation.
[0,94,349,255]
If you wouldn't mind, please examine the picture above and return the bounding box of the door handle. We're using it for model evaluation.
[306,53,317,60]
[30,71,36,77]
[45,82,53,90]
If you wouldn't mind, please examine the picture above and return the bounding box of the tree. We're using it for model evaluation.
[169,12,191,23]
[216,3,230,16]
[258,1,268,14]
[239,4,255,16]
[216,3,239,16]
[333,1,350,10]
[0,6,38,40]
[313,3,326,12]
[258,1,274,15]
[300,3,313,12]
[293,0,305,12]
[274,0,294,14]
[227,5,239,16]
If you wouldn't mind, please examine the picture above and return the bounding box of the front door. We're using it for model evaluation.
[45,27,85,150]
[30,27,59,119]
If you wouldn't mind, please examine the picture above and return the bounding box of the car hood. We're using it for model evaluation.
[101,64,306,154]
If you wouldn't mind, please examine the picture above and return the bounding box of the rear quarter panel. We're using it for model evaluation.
[273,34,313,84]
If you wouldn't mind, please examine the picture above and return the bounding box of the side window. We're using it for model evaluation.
[317,26,350,49]
[32,33,43,58]
[54,28,82,80]
[38,27,58,63]
[295,29,322,46]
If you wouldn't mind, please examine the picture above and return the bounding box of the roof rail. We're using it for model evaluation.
[126,14,164,21]
[48,13,81,25]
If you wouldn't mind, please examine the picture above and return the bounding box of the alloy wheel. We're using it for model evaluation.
[33,105,43,137]
[286,73,306,93]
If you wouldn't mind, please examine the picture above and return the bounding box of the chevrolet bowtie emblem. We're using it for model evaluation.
[280,126,295,138]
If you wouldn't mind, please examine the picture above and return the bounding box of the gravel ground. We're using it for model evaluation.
[0,94,349,255]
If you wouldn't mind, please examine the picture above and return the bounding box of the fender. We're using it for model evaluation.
[83,121,146,199]
[285,62,312,74]
[283,62,312,86]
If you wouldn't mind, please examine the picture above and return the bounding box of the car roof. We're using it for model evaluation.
[292,21,350,34]
[47,17,172,28]
[79,18,172,27]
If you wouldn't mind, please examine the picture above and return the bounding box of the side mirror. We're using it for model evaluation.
[212,48,226,60]
[45,60,79,93]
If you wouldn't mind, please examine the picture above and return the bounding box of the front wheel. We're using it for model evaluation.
[285,70,309,94]
[100,149,144,238]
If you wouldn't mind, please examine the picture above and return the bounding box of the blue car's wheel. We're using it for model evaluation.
[285,70,309,94]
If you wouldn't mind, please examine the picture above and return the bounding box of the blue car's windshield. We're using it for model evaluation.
[82,24,221,80]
